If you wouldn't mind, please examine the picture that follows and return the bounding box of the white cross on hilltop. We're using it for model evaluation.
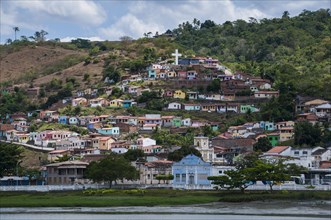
[171,49,182,65]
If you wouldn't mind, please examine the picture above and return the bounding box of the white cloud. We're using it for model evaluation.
[99,0,269,40]
[0,7,41,39]
[10,0,107,26]
[60,36,105,42]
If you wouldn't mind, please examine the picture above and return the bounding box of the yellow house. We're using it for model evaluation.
[98,137,115,150]
[279,127,294,142]
[173,90,186,99]
[17,133,29,143]
[109,99,123,108]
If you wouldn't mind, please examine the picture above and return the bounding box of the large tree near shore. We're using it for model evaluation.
[85,153,139,188]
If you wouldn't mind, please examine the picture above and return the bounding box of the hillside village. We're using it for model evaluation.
[1,47,330,189]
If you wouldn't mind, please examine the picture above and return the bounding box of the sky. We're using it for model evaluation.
[1,0,330,43]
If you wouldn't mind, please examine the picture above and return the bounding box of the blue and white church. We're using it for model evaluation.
[172,154,211,188]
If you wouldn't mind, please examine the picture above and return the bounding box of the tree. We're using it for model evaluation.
[56,154,71,162]
[103,65,121,83]
[6,38,12,45]
[294,121,322,147]
[282,11,290,19]
[85,154,139,188]
[155,174,174,184]
[13,27,19,41]
[0,143,23,177]
[208,169,251,193]
[206,79,220,92]
[253,137,272,152]
[124,149,145,162]
[167,147,202,162]
[74,106,81,116]
[244,159,305,192]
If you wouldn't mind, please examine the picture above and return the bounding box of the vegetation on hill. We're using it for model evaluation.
[172,9,331,99]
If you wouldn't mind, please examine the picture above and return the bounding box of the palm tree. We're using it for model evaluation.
[6,38,12,45]
[13,27,19,41]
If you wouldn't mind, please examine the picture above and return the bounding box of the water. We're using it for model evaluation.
[1,201,330,220]
[0,214,329,220]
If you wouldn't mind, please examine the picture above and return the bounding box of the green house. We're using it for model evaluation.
[240,105,259,113]
[172,117,182,128]
[267,133,280,146]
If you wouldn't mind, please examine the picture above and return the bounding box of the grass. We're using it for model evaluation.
[0,189,330,207]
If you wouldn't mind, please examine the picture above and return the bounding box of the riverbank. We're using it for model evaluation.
[0,189,330,207]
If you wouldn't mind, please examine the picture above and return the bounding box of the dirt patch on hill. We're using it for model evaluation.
[0,45,85,83]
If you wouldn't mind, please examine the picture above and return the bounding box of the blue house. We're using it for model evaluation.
[96,127,120,136]
[260,121,275,131]
[122,100,133,108]
[58,116,68,124]
[148,69,157,78]
[178,58,200,65]
[172,154,211,187]
[183,104,201,111]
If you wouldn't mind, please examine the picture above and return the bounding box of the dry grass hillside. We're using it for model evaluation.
[0,45,87,83]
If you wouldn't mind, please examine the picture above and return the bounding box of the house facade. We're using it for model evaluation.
[172,154,211,188]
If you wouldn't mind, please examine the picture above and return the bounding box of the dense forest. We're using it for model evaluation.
[172,9,331,99]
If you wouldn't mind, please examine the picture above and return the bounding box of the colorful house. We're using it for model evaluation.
[96,127,120,136]
[254,91,279,99]
[109,99,123,108]
[279,127,294,142]
[122,100,133,108]
[240,105,260,113]
[89,98,106,107]
[260,121,275,131]
[162,116,175,127]
[172,117,182,128]
[183,104,201,111]
[172,154,211,187]
[267,133,280,146]
[187,70,197,80]
[148,69,157,78]
[168,102,182,110]
[177,71,187,79]
[205,94,221,101]
[173,90,186,99]
[201,103,216,112]
[72,98,88,107]
[187,91,199,100]
[58,116,68,124]
[98,136,115,150]
[68,117,79,125]
[167,71,177,78]
[164,90,174,97]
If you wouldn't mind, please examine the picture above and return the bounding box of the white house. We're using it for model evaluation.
[69,117,79,125]
[181,118,192,127]
[168,102,182,110]
[137,137,156,147]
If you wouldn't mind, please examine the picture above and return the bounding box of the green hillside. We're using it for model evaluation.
[172,9,331,99]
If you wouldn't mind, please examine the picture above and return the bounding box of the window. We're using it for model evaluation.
[303,151,308,155]
[182,174,186,182]
[219,170,223,174]
[294,151,299,155]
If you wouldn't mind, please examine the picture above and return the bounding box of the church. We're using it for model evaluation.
[172,154,211,188]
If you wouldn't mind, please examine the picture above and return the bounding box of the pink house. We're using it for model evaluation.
[164,90,174,97]
[178,71,187,79]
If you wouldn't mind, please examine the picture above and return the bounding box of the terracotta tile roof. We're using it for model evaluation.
[211,138,255,150]
[319,161,331,169]
[266,146,290,154]
[0,124,15,131]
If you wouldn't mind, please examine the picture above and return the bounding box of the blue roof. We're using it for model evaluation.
[174,154,210,166]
